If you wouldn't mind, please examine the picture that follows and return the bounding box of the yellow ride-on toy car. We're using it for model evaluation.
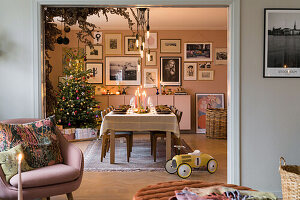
[165,150,218,179]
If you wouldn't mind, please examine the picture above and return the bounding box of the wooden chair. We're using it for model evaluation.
[100,110,133,162]
[151,110,183,162]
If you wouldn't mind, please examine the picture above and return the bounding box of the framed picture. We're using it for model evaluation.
[106,56,141,85]
[183,62,197,80]
[184,43,212,61]
[215,48,227,65]
[198,70,214,80]
[145,32,158,49]
[264,9,300,77]
[160,57,181,86]
[85,45,103,60]
[124,36,139,55]
[145,51,157,66]
[58,76,66,84]
[86,63,103,84]
[160,39,181,53]
[105,34,122,55]
[196,93,225,133]
[93,31,103,44]
[143,68,158,88]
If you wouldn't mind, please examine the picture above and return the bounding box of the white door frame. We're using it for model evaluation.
[32,0,240,185]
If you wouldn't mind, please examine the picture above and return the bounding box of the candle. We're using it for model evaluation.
[142,91,146,109]
[18,153,23,200]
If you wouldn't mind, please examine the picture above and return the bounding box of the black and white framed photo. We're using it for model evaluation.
[145,51,157,66]
[105,34,122,55]
[106,56,141,85]
[184,43,212,61]
[264,9,300,77]
[160,57,181,85]
[160,39,181,53]
[124,36,139,55]
[183,63,197,81]
[143,68,158,88]
[85,45,103,60]
[215,48,227,65]
[86,63,103,84]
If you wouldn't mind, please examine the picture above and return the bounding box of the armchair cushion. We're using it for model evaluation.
[9,163,80,188]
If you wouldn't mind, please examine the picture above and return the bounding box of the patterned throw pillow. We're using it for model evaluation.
[0,144,33,181]
[0,116,63,168]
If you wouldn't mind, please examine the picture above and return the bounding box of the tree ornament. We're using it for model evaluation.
[64,25,71,33]
[68,122,71,126]
[76,97,79,100]
[63,37,70,45]
[57,36,63,44]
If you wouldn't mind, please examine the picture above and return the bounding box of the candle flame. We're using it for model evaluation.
[18,153,23,163]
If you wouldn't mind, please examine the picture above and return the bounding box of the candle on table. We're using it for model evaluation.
[18,153,23,200]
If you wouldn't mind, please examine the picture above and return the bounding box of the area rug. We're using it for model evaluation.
[84,138,193,171]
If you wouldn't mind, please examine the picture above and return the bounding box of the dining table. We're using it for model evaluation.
[99,108,180,164]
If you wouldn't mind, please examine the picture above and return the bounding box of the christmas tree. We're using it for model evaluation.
[56,49,100,128]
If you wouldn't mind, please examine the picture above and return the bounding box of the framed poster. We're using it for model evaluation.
[215,48,227,65]
[196,93,225,133]
[145,51,157,66]
[85,45,103,60]
[183,62,197,80]
[143,68,158,88]
[106,56,141,85]
[93,31,103,44]
[160,39,181,53]
[145,32,158,49]
[105,34,122,55]
[184,43,212,61]
[264,9,300,77]
[124,36,139,55]
[86,63,103,84]
[160,57,181,86]
[198,70,214,80]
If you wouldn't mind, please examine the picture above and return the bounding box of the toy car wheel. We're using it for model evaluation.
[207,159,218,174]
[177,163,192,179]
[165,159,177,174]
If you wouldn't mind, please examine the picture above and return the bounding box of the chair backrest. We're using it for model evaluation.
[107,107,112,112]
[176,110,183,123]
[100,111,106,121]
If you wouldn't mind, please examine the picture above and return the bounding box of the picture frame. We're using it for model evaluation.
[145,51,157,66]
[160,39,181,53]
[195,93,225,133]
[86,62,103,84]
[85,45,103,60]
[184,43,212,61]
[106,56,141,85]
[215,48,227,65]
[145,32,158,49]
[143,68,158,88]
[124,36,139,55]
[160,56,181,86]
[93,31,103,44]
[183,62,197,81]
[264,9,300,77]
[105,33,122,55]
[198,70,214,80]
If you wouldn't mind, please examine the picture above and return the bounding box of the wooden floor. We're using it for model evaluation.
[51,134,227,200]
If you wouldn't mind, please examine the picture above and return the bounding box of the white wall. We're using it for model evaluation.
[241,0,300,195]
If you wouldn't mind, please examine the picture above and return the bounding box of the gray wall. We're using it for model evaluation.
[0,0,299,196]
[241,0,300,195]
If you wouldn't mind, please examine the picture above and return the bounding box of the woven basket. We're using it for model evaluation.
[279,157,300,200]
[205,108,227,139]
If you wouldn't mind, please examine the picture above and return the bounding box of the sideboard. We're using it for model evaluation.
[95,95,191,130]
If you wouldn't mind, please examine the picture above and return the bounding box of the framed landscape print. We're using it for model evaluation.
[196,93,225,133]
[124,36,139,55]
[160,57,181,86]
[264,9,300,77]
[160,39,181,53]
[143,68,158,88]
[145,51,157,66]
[183,62,197,80]
[85,45,103,60]
[86,63,103,84]
[184,43,212,61]
[215,48,227,65]
[198,70,214,80]
[145,32,158,49]
[105,34,122,55]
[106,56,141,85]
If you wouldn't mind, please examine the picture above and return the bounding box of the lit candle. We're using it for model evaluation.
[18,153,23,200]
[142,91,146,108]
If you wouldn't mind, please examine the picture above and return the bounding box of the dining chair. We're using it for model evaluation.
[100,111,133,162]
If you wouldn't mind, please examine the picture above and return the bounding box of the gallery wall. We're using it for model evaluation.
[48,29,227,132]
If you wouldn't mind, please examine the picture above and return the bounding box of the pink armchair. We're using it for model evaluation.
[0,118,84,200]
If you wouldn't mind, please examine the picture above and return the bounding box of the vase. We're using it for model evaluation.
[156,89,159,95]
